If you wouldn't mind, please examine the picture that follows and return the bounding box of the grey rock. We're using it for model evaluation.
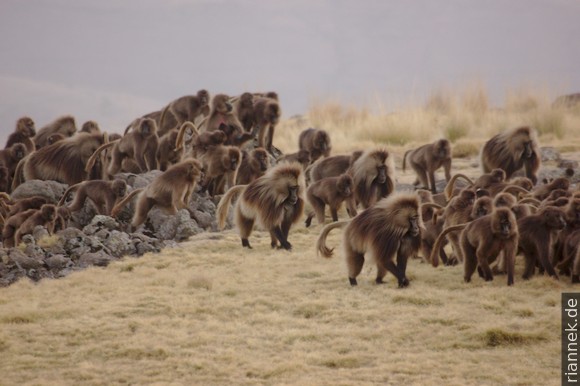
[147,208,201,241]
[102,230,135,257]
[78,251,114,268]
[9,249,44,270]
[10,180,67,202]
[83,215,119,235]
[44,254,73,270]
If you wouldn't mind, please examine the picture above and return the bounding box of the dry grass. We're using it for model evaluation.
[0,228,570,385]
[1,87,579,385]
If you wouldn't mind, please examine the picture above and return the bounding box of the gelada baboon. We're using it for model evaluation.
[305,173,355,227]
[86,118,159,177]
[531,177,570,201]
[203,94,244,134]
[47,133,66,145]
[34,115,77,149]
[306,150,363,185]
[157,130,182,171]
[14,204,57,246]
[7,196,49,217]
[12,133,106,189]
[251,96,281,153]
[234,92,255,132]
[277,150,310,169]
[349,148,395,210]
[431,208,519,285]
[317,193,423,287]
[517,206,566,280]
[236,148,269,185]
[0,143,28,180]
[58,179,127,215]
[403,139,452,193]
[444,169,505,200]
[80,121,101,134]
[2,208,37,248]
[298,128,331,164]
[481,126,541,185]
[158,90,210,136]
[199,145,241,196]
[111,159,203,230]
[216,162,305,250]
[5,116,36,153]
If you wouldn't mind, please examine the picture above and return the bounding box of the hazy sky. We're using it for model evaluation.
[0,0,578,142]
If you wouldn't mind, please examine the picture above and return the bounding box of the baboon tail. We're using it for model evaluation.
[110,188,143,217]
[11,156,27,192]
[518,197,541,207]
[175,121,200,151]
[444,173,475,200]
[216,185,246,230]
[501,185,531,198]
[316,220,350,258]
[124,119,137,135]
[84,141,117,173]
[402,149,411,172]
[429,223,468,267]
[57,183,80,207]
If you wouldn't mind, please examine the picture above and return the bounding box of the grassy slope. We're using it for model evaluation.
[1,89,579,385]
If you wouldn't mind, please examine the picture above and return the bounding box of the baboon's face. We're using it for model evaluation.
[286,185,299,206]
[63,120,77,136]
[408,214,421,237]
[213,95,232,114]
[338,176,353,197]
[229,152,240,171]
[315,132,329,151]
[198,90,209,105]
[553,178,570,191]
[491,169,506,183]
[495,210,515,239]
[20,118,36,136]
[13,144,26,160]
[473,199,492,218]
[461,190,476,205]
[545,209,567,230]
[256,151,269,171]
[375,164,387,184]
[59,208,72,221]
[437,140,450,158]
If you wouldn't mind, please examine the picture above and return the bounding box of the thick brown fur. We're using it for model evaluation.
[236,148,269,185]
[14,204,57,246]
[199,145,242,196]
[316,193,423,287]
[216,162,305,250]
[532,177,570,201]
[13,132,105,189]
[481,126,541,184]
[298,128,331,164]
[157,129,182,171]
[204,94,244,135]
[52,206,71,233]
[87,118,159,177]
[158,90,210,136]
[0,167,9,193]
[0,143,29,187]
[47,133,66,145]
[518,206,566,280]
[35,115,77,149]
[111,159,203,229]
[431,208,519,285]
[251,96,281,152]
[5,116,36,153]
[439,189,477,265]
[349,148,395,210]
[305,173,355,227]
[234,92,255,132]
[7,196,50,217]
[80,121,101,134]
[277,150,311,170]
[190,130,228,159]
[493,192,517,209]
[403,139,452,193]
[306,151,363,185]
[58,179,127,215]
[2,209,36,248]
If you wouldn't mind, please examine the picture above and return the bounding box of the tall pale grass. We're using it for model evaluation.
[276,86,580,158]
